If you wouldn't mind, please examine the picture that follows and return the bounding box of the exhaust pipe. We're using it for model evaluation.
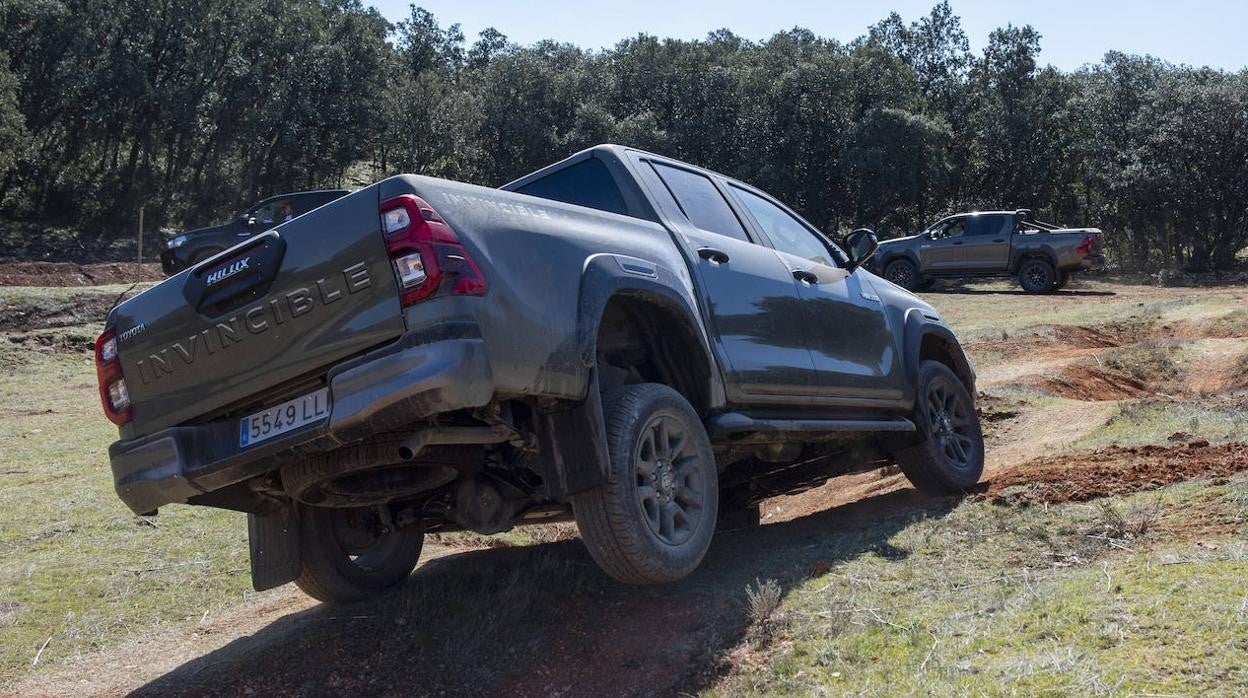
[397,426,513,461]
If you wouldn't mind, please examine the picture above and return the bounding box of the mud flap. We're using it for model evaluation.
[247,507,301,592]
[534,370,611,499]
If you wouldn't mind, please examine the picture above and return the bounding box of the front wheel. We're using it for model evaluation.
[895,360,984,493]
[573,383,718,584]
[294,505,423,604]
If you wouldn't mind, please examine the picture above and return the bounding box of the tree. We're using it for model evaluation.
[0,50,27,181]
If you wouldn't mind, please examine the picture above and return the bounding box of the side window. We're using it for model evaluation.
[516,158,628,216]
[251,201,279,225]
[731,186,839,267]
[939,218,966,239]
[965,214,1007,236]
[650,162,750,242]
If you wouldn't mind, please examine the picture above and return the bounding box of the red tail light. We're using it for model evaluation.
[95,329,132,426]
[1077,234,1093,255]
[379,194,487,307]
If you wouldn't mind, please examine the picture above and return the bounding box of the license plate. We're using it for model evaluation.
[239,388,330,447]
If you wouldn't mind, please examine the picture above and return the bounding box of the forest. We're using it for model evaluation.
[0,0,1245,270]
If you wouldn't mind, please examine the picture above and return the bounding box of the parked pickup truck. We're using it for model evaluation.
[97,145,983,604]
[869,210,1106,293]
[160,189,350,275]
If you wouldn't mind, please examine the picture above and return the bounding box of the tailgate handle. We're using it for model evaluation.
[183,232,287,317]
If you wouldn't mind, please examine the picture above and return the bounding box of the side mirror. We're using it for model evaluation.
[245,216,257,227]
[843,228,879,273]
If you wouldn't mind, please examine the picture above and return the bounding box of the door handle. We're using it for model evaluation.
[992,239,1004,243]
[952,241,963,245]
[792,269,819,284]
[697,247,730,264]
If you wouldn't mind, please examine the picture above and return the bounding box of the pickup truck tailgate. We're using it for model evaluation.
[110,187,405,436]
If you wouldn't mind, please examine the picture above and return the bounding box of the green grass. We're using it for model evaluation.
[918,281,1248,342]
[0,329,253,689]
[917,284,1167,341]
[1076,400,1248,448]
[711,477,1248,696]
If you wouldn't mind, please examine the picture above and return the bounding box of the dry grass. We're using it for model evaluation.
[744,579,783,626]
[710,476,1248,696]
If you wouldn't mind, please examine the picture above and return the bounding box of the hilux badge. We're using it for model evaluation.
[206,257,251,286]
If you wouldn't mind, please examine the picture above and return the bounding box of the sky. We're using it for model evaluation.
[370,0,1247,72]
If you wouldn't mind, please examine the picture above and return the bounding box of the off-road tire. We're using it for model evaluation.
[294,504,423,604]
[895,360,984,493]
[884,259,922,291]
[1018,258,1057,294]
[573,383,718,584]
[281,439,463,507]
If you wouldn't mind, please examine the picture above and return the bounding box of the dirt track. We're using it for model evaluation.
[0,262,162,287]
[13,279,1248,696]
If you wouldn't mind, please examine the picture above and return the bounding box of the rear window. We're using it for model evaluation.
[516,158,628,216]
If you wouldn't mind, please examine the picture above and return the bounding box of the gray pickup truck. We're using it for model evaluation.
[870,210,1106,293]
[96,145,982,604]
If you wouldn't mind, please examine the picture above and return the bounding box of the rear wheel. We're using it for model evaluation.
[895,360,984,493]
[1018,258,1057,293]
[884,259,922,291]
[573,384,718,584]
[294,505,423,604]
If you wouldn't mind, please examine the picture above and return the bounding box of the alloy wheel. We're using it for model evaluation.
[634,413,707,546]
[925,377,977,471]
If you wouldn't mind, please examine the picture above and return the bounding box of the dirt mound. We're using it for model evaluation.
[0,292,118,332]
[1187,350,1248,395]
[965,322,1149,361]
[1032,364,1149,401]
[0,261,162,287]
[984,441,1248,506]
[1048,324,1131,349]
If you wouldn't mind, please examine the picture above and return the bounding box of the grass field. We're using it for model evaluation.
[0,287,266,684]
[1,278,1246,695]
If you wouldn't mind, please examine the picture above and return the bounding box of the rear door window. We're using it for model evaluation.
[649,162,749,242]
[965,214,1009,237]
[515,158,628,216]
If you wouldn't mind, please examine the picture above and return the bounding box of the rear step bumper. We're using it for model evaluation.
[108,336,494,515]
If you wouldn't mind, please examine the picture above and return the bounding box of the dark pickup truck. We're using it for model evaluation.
[97,145,983,603]
[870,210,1106,293]
[160,189,349,275]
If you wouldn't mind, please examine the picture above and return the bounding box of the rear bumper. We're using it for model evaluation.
[108,335,494,515]
[1080,254,1107,271]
